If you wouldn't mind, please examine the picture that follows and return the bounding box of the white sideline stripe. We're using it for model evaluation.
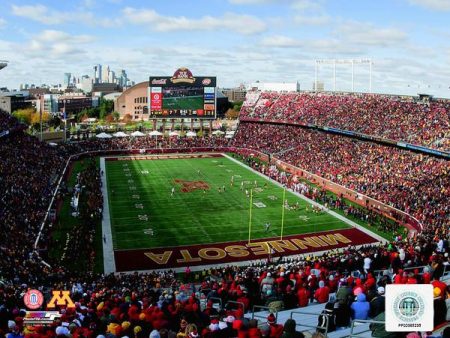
[100,157,116,274]
[222,153,387,244]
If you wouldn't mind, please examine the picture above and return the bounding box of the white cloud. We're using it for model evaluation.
[82,0,96,9]
[122,7,266,35]
[38,30,95,44]
[336,21,408,47]
[228,0,272,3]
[407,0,450,11]
[228,0,323,9]
[11,4,65,25]
[291,0,324,11]
[260,22,407,53]
[0,18,6,29]
[11,4,119,27]
[294,15,330,25]
[21,30,95,57]
[261,34,302,47]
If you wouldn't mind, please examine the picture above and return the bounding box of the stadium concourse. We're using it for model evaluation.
[0,96,449,338]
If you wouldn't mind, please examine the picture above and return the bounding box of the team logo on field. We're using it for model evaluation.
[174,179,210,192]
[24,290,44,310]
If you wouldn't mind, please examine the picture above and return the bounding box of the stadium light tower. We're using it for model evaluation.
[0,60,8,71]
[315,59,372,93]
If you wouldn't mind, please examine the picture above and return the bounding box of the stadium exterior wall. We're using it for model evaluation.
[114,81,149,121]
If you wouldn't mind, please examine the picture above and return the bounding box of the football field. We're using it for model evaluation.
[105,154,351,251]
[163,95,204,110]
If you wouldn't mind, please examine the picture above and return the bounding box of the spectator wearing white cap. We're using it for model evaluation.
[369,287,385,318]
[260,271,274,295]
[363,255,372,273]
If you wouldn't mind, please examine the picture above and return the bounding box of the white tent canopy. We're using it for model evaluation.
[212,130,225,135]
[131,131,146,137]
[169,131,180,136]
[186,131,197,137]
[225,134,234,139]
[225,130,235,135]
[149,130,163,136]
[96,132,112,139]
[113,131,129,137]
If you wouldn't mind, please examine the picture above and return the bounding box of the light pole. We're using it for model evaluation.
[40,110,43,141]
[315,58,373,93]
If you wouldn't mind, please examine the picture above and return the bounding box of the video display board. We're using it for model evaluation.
[149,68,216,119]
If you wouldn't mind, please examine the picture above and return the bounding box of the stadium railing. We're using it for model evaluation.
[251,305,278,328]
[348,319,384,338]
[290,309,329,336]
[225,301,246,312]
[441,264,450,283]
[34,145,424,267]
[207,297,223,311]
[373,265,427,281]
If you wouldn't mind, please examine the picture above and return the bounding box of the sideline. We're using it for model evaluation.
[223,153,387,244]
[100,157,116,273]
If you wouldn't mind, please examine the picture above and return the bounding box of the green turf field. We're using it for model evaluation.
[163,96,204,110]
[105,155,351,250]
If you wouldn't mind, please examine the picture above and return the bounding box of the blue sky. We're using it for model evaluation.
[0,0,450,97]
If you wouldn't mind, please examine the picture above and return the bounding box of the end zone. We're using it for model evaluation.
[114,227,379,272]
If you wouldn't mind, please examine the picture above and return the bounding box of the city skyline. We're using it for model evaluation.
[17,63,131,91]
[0,0,450,97]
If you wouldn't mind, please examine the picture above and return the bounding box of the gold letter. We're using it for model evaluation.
[176,250,202,263]
[144,251,172,265]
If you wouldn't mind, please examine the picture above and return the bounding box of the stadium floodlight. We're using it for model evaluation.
[315,58,372,93]
[0,60,8,71]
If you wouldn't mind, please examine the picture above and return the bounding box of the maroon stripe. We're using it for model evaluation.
[105,153,224,161]
[113,228,378,271]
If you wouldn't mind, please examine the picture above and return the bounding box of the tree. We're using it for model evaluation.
[123,113,132,124]
[30,112,49,127]
[112,111,120,121]
[105,114,114,123]
[233,101,243,111]
[48,115,61,129]
[225,108,240,120]
[12,108,35,124]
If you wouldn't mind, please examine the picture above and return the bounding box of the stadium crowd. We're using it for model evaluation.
[0,111,23,134]
[240,92,450,151]
[61,136,230,156]
[0,111,449,338]
[232,123,449,232]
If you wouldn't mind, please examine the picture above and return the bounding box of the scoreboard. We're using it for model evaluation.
[149,68,217,119]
